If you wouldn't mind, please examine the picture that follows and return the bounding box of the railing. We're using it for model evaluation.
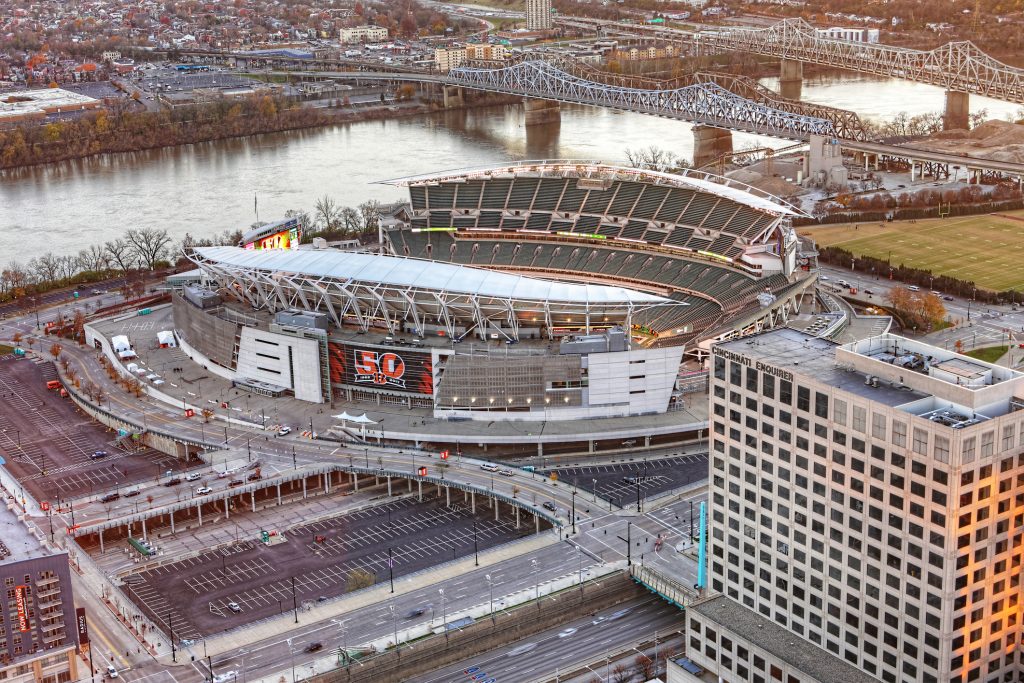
[630,563,697,609]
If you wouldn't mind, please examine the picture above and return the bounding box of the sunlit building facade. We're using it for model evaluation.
[699,329,1024,683]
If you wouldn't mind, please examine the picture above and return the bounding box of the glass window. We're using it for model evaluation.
[797,386,810,412]
[746,366,759,392]
[762,373,775,399]
[714,355,726,380]
[853,406,866,433]
[730,361,743,387]
[913,428,929,456]
[780,380,792,405]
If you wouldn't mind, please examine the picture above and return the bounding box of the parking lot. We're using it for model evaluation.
[546,453,708,506]
[127,496,532,637]
[0,355,197,501]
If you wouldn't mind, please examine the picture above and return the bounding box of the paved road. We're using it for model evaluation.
[405,595,685,683]
[0,302,702,683]
[818,264,1024,360]
[546,453,709,505]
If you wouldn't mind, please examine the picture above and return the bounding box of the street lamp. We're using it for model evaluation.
[286,638,295,683]
[438,588,448,643]
[531,558,540,607]
[389,602,399,653]
[485,573,494,624]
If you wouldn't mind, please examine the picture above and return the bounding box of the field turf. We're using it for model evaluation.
[799,211,1024,291]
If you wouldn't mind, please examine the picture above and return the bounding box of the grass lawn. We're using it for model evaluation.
[964,346,1009,363]
[799,210,1024,292]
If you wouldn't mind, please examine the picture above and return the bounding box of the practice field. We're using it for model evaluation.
[800,211,1024,292]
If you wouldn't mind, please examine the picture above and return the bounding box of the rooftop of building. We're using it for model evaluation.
[690,595,881,683]
[191,246,675,306]
[716,328,927,407]
[0,500,47,564]
[717,328,1024,421]
[0,88,99,118]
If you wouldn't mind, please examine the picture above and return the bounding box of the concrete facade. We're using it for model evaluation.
[526,0,552,31]
[235,327,324,404]
[703,328,1024,683]
[339,25,388,45]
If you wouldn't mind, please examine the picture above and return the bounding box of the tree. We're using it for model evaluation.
[105,238,136,273]
[610,663,633,683]
[314,195,342,232]
[49,342,62,361]
[358,200,382,233]
[635,654,655,679]
[886,287,946,331]
[125,228,173,269]
[201,408,215,423]
[625,145,688,173]
[340,206,362,236]
[346,568,375,592]
[77,244,110,273]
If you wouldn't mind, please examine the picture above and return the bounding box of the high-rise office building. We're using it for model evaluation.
[693,329,1024,683]
[526,0,552,31]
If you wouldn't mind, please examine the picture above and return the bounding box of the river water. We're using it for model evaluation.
[1,73,1020,263]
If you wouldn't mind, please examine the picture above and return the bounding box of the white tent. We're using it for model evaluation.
[111,335,131,353]
[157,330,177,348]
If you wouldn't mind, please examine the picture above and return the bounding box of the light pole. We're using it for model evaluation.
[388,602,399,653]
[577,544,584,596]
[331,618,348,667]
[571,490,576,534]
[473,520,479,566]
[438,588,448,643]
[531,558,540,607]
[485,573,494,624]
[592,478,598,503]
[286,638,295,683]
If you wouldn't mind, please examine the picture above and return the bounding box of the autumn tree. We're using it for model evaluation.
[48,342,62,361]
[886,287,947,331]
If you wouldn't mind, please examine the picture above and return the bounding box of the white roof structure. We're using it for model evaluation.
[192,246,669,305]
[189,246,684,341]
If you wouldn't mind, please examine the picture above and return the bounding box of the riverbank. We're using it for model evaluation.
[0,92,518,171]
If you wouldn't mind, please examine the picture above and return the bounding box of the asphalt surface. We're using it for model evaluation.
[127,496,533,638]
[405,595,686,683]
[0,355,199,502]
[545,453,709,506]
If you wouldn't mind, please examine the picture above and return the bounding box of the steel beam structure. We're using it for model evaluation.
[187,249,682,342]
[699,18,1024,104]
[447,60,836,140]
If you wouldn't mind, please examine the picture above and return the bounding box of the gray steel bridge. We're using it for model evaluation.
[573,17,1024,104]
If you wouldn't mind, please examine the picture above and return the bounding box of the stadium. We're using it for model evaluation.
[173,161,814,439]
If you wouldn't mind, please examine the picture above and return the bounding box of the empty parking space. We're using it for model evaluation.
[0,358,200,501]
[127,495,531,638]
[548,453,708,505]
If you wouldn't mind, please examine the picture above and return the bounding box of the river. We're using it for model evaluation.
[1,73,1020,263]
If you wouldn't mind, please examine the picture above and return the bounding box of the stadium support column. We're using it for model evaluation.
[524,98,561,126]
[443,85,465,109]
[692,125,733,169]
[944,91,969,130]
[779,58,803,100]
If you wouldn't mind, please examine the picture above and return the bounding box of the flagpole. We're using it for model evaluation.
[254,193,259,224]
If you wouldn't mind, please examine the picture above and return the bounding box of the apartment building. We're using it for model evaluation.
[339,25,388,45]
[696,329,1024,683]
[0,504,79,683]
[526,0,553,31]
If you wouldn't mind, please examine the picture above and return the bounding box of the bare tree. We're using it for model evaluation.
[314,195,342,231]
[77,244,110,273]
[57,255,78,284]
[635,654,655,679]
[105,238,136,272]
[340,206,362,236]
[29,253,61,284]
[125,228,173,269]
[358,200,382,233]
[624,145,688,173]
[610,663,634,683]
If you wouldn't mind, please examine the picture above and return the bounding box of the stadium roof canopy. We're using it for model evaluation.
[378,159,802,217]
[192,246,668,305]
[190,246,685,341]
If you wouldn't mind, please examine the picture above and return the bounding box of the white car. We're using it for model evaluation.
[277,427,291,436]
[557,627,577,638]
[212,672,238,683]
[227,602,242,613]
[196,486,212,495]
[480,463,499,472]
[106,665,119,679]
[185,472,202,482]
[499,468,514,477]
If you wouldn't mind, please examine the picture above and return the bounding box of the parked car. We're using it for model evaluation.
[185,472,202,482]
[100,492,120,503]
[227,602,242,613]
[195,486,213,495]
[943,295,955,301]
[90,450,109,460]
[228,479,244,488]
[163,478,181,487]
[542,501,557,512]
[304,642,323,653]
[277,426,291,436]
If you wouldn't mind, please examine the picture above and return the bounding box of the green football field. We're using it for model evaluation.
[800,211,1024,292]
